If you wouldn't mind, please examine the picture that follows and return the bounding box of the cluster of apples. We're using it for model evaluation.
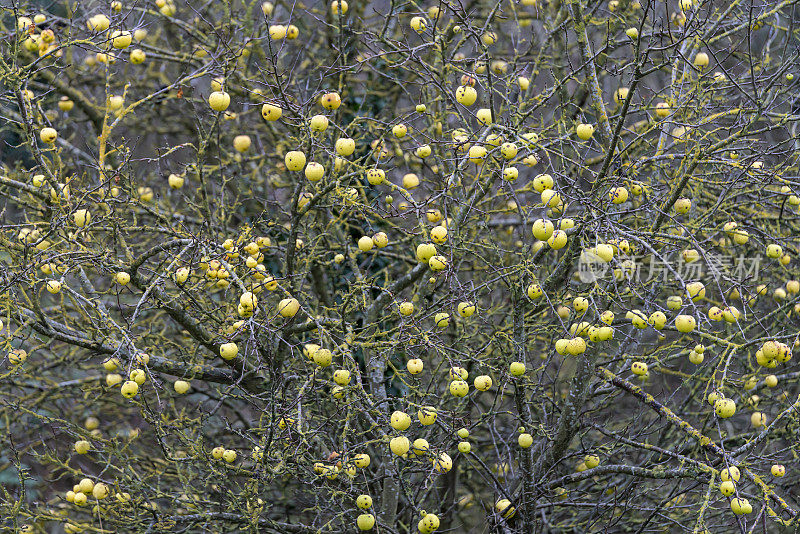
[100,352,153,400]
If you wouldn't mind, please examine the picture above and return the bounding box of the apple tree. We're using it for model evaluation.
[1,0,800,532]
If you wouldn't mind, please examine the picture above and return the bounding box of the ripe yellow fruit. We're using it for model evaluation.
[433,452,453,472]
[693,52,709,69]
[269,24,287,39]
[258,104,282,123]
[356,512,374,530]
[766,243,783,258]
[765,374,778,387]
[174,380,191,394]
[771,464,786,477]
[115,271,131,285]
[40,127,58,144]
[502,166,519,181]
[686,281,705,301]
[654,101,671,118]
[46,280,62,294]
[666,296,683,310]
[111,30,132,48]
[541,189,561,208]
[412,438,430,456]
[92,483,109,499]
[86,14,111,31]
[390,411,411,430]
[358,236,374,252]
[233,135,251,152]
[428,255,447,271]
[130,49,146,64]
[457,301,475,317]
[609,186,628,204]
[401,173,420,190]
[518,433,533,448]
[751,411,766,428]
[58,97,75,111]
[719,480,735,496]
[320,92,342,110]
[209,91,231,112]
[73,492,88,506]
[333,369,351,386]
[648,311,667,329]
[532,219,555,241]
[284,150,307,171]
[565,337,586,355]
[74,440,91,454]
[419,513,440,533]
[73,209,91,227]
[304,162,325,182]
[476,108,492,126]
[407,358,423,374]
[675,314,696,333]
[509,361,526,376]
[389,435,410,456]
[449,380,469,397]
[455,85,478,106]
[168,173,185,189]
[527,283,543,299]
[130,368,146,385]
[356,495,372,510]
[398,301,415,316]
[720,466,740,481]
[174,267,190,284]
[547,230,568,250]
[428,226,448,245]
[83,416,99,430]
[496,143,517,161]
[731,497,752,515]
[614,87,629,104]
[448,367,468,381]
[434,312,450,328]
[533,173,553,192]
[418,406,437,425]
[277,298,300,317]
[674,197,692,214]
[416,243,437,263]
[105,373,123,386]
[473,375,492,391]
[481,31,497,45]
[631,361,648,376]
[714,398,736,418]
[410,16,427,33]
[335,138,355,156]
[120,380,139,398]
[366,168,385,185]
[313,348,332,367]
[416,145,432,158]
[220,342,239,360]
[573,297,589,314]
[468,145,487,163]
[576,123,595,140]
[496,499,516,518]
[372,232,389,248]
[223,449,237,463]
[600,310,614,325]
